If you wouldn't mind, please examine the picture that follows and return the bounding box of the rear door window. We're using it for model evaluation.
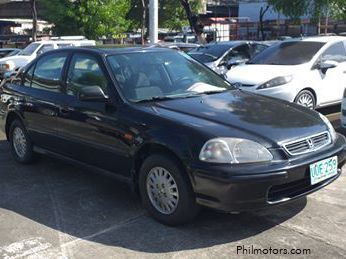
[31,53,68,92]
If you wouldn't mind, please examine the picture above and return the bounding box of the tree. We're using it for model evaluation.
[268,0,346,34]
[127,0,148,44]
[126,0,203,42]
[330,0,346,20]
[267,0,308,19]
[179,0,205,43]
[41,0,132,39]
[258,5,270,40]
[31,0,37,41]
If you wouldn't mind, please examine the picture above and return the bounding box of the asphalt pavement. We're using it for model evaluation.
[0,106,345,258]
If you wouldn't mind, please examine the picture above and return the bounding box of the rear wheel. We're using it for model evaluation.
[139,154,200,226]
[294,90,316,109]
[9,120,35,163]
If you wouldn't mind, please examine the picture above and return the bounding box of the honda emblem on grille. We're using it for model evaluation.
[307,138,314,149]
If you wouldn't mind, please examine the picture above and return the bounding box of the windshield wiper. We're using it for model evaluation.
[199,89,228,95]
[135,96,176,103]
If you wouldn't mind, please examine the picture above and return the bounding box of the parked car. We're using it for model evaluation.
[151,42,200,52]
[1,47,345,225]
[341,88,346,128]
[188,41,269,75]
[227,36,346,109]
[0,39,96,80]
[163,35,184,43]
[0,48,21,58]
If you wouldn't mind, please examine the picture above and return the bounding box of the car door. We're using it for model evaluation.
[20,52,68,152]
[310,41,346,105]
[56,52,133,177]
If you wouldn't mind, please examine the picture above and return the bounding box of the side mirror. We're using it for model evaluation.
[78,86,109,102]
[316,60,338,74]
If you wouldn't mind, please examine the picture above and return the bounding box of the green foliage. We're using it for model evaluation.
[267,0,308,19]
[330,0,346,20]
[268,0,346,21]
[41,0,132,39]
[126,0,203,31]
[159,0,202,31]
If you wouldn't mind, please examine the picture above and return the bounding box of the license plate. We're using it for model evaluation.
[310,156,338,185]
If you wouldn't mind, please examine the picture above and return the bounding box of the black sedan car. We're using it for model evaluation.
[0,47,345,225]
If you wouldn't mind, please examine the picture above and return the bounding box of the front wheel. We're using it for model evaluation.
[294,90,316,109]
[9,120,35,163]
[139,154,200,226]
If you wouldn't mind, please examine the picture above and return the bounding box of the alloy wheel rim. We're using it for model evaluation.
[13,127,27,158]
[297,93,314,109]
[146,167,179,215]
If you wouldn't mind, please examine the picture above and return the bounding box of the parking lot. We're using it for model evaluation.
[0,105,344,259]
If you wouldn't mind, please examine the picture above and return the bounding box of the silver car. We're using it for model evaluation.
[188,41,268,75]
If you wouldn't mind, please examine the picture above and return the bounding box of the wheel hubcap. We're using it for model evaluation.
[297,93,314,109]
[13,127,27,158]
[146,167,179,215]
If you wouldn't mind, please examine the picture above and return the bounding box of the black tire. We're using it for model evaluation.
[9,119,35,164]
[294,90,316,110]
[139,154,200,226]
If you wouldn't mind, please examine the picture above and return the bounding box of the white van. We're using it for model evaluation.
[0,38,96,80]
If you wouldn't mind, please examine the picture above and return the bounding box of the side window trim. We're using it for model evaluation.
[60,51,73,94]
[22,62,36,87]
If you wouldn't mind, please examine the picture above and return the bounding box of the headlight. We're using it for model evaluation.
[257,75,293,90]
[0,63,13,71]
[319,113,337,142]
[199,138,273,164]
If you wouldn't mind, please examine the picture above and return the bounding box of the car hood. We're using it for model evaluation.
[227,64,305,85]
[149,90,326,146]
[205,62,216,68]
[0,55,32,65]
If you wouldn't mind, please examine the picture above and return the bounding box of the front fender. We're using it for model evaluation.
[135,128,194,166]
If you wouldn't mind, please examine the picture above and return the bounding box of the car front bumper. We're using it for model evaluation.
[238,82,297,103]
[189,134,346,212]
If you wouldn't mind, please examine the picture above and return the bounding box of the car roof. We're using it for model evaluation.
[301,36,346,43]
[41,46,176,56]
[31,40,94,45]
[205,41,250,47]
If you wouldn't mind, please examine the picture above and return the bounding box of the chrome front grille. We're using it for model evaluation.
[283,132,331,156]
[233,82,255,88]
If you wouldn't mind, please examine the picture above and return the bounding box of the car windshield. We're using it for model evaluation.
[188,44,233,63]
[5,49,20,57]
[249,41,325,65]
[107,51,233,103]
[18,43,41,56]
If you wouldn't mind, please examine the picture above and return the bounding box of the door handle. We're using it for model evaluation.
[59,106,74,114]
